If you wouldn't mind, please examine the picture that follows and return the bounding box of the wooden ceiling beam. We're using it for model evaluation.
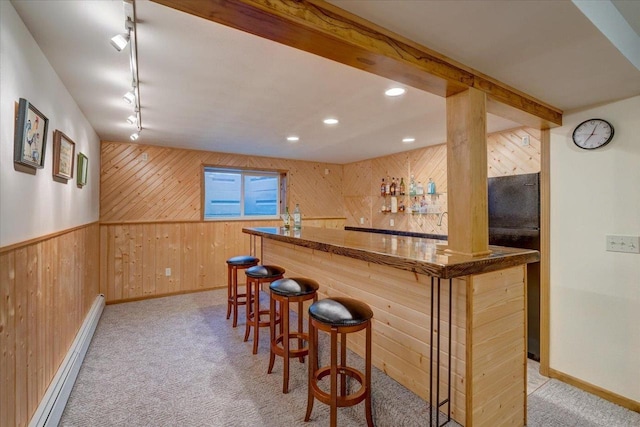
[152,0,562,127]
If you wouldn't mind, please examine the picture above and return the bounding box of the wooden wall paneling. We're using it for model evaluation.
[27,243,42,419]
[42,237,56,392]
[14,248,28,426]
[468,266,526,426]
[0,251,16,427]
[142,224,157,296]
[486,127,541,177]
[100,142,345,222]
[342,127,540,237]
[0,224,100,426]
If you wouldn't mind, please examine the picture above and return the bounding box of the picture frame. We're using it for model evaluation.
[14,98,49,169]
[77,153,88,188]
[53,130,76,181]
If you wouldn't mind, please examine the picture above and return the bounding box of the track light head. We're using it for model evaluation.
[130,132,140,141]
[123,91,135,104]
[110,33,130,51]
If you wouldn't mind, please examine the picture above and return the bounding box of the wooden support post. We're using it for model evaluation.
[445,87,491,257]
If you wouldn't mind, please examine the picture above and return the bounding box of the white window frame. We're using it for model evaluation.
[203,166,282,221]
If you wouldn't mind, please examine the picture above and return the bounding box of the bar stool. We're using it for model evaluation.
[268,277,319,393]
[244,265,285,354]
[305,297,374,427]
[226,255,259,327]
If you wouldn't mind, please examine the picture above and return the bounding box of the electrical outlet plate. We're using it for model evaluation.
[606,235,640,254]
[390,219,395,227]
[165,267,172,276]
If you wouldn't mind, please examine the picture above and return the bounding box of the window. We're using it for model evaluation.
[203,167,281,220]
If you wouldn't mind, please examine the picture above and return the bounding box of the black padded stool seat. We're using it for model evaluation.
[244,265,285,354]
[268,278,320,393]
[225,255,259,327]
[308,297,373,326]
[227,255,259,266]
[245,265,285,279]
[305,297,374,427]
[270,277,319,297]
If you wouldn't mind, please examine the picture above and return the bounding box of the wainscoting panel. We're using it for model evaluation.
[99,219,344,303]
[0,223,100,427]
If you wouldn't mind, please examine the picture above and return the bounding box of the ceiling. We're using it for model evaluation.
[11,0,640,164]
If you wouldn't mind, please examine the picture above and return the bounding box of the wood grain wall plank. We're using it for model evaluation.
[0,251,16,427]
[14,248,29,426]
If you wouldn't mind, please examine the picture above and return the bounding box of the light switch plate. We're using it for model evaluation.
[606,235,640,253]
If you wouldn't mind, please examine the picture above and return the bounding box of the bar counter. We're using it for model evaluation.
[242,226,539,279]
[243,226,539,426]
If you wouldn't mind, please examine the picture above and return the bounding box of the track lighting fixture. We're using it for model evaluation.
[113,1,142,140]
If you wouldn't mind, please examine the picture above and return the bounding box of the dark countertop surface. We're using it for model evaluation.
[243,226,539,279]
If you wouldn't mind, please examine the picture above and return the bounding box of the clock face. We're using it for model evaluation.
[572,119,614,150]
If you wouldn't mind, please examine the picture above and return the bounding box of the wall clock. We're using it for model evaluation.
[572,118,614,150]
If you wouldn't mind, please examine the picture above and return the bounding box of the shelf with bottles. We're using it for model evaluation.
[379,177,406,198]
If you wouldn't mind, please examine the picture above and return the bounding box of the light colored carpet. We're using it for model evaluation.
[60,290,639,426]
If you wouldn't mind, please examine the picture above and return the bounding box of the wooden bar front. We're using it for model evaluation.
[243,227,538,426]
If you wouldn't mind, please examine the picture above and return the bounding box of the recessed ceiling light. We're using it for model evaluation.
[323,118,339,125]
[402,137,416,143]
[287,136,300,142]
[385,87,406,97]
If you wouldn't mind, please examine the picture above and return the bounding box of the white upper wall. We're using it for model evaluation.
[550,95,640,401]
[0,2,100,247]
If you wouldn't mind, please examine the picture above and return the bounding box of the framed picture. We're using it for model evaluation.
[53,130,76,180]
[14,98,49,169]
[77,153,88,187]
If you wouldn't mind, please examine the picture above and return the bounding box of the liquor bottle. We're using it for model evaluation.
[409,175,416,196]
[385,177,391,195]
[380,178,386,197]
[283,207,290,230]
[427,178,436,195]
[399,177,406,196]
[390,177,396,196]
[293,204,302,230]
[416,181,424,196]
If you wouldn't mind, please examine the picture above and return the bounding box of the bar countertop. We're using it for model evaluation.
[243,226,539,279]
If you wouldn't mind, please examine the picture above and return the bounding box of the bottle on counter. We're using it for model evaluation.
[427,178,436,195]
[293,203,302,230]
[283,207,290,230]
[380,178,386,197]
[399,177,405,195]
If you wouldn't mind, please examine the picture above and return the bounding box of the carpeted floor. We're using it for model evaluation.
[60,290,640,427]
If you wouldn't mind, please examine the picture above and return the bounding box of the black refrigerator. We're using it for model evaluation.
[488,172,540,361]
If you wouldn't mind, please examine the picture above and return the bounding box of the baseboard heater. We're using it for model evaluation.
[29,294,105,427]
